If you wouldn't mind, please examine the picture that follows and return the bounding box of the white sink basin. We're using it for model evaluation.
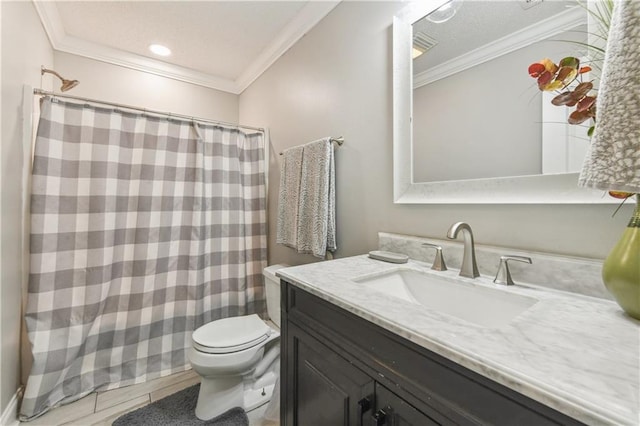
[352,268,538,328]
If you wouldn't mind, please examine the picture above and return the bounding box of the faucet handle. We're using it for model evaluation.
[422,243,447,271]
[493,255,532,286]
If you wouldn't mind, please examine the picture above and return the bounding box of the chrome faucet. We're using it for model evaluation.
[446,222,480,278]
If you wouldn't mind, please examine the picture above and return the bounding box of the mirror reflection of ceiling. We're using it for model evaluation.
[413,0,578,74]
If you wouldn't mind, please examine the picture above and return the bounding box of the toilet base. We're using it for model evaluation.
[194,378,277,420]
[195,376,244,420]
[244,382,276,413]
[194,360,279,420]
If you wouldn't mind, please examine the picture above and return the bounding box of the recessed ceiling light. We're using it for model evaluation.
[426,0,462,23]
[149,44,171,57]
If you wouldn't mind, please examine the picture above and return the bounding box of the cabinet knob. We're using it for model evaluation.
[358,397,372,426]
[373,408,387,426]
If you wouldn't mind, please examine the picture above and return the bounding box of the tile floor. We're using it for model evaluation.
[19,369,278,425]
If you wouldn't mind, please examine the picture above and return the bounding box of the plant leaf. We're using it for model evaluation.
[577,95,596,112]
[556,67,578,87]
[573,81,594,98]
[551,92,574,106]
[559,57,580,69]
[565,96,580,107]
[568,109,592,124]
[537,70,553,89]
[609,191,635,199]
[540,58,558,74]
[528,62,546,77]
[543,80,564,91]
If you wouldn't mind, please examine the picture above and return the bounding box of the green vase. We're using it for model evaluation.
[602,194,640,320]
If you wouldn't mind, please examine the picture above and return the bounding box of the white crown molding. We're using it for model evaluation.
[33,0,340,95]
[33,0,65,43]
[59,36,240,93]
[236,1,340,93]
[414,6,587,89]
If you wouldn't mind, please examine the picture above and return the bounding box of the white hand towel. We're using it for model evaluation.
[579,1,640,192]
[276,146,304,249]
[297,138,337,258]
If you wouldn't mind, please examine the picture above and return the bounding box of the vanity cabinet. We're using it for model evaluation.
[286,321,438,426]
[281,280,584,426]
[287,322,374,425]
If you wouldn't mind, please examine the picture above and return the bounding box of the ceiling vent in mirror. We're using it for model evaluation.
[413,32,438,59]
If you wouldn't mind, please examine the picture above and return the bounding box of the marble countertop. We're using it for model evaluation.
[277,255,640,425]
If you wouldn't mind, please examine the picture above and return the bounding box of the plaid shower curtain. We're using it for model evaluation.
[20,97,267,420]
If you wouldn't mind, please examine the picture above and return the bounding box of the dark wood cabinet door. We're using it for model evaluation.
[286,322,375,426]
[372,383,440,426]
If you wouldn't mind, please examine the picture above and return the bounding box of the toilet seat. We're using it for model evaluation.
[192,314,271,354]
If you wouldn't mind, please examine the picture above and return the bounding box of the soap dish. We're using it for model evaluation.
[368,250,409,264]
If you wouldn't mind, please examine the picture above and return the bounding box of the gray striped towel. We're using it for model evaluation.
[297,138,336,258]
[276,145,304,248]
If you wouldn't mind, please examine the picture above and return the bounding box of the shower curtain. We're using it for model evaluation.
[20,97,267,420]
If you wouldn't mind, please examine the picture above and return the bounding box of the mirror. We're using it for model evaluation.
[393,0,613,204]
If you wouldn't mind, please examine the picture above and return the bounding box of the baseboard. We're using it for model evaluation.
[1,390,20,426]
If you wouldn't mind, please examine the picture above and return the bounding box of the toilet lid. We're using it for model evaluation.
[192,314,271,354]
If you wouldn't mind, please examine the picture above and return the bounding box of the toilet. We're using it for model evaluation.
[188,264,287,420]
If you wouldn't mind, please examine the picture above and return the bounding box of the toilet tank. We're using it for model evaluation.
[263,264,288,328]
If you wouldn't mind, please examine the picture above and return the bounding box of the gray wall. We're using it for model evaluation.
[239,1,631,268]
[1,0,54,414]
[53,52,240,124]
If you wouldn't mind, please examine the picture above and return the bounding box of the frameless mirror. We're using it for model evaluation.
[393,0,613,204]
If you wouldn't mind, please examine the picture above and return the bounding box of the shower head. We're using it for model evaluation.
[61,78,80,92]
[41,66,79,92]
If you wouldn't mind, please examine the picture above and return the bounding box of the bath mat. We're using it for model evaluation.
[112,384,249,426]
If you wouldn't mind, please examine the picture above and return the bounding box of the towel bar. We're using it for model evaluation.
[279,137,343,155]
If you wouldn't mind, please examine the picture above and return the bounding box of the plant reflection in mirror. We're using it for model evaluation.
[528,57,596,135]
[609,192,637,218]
[526,0,614,138]
[527,0,634,201]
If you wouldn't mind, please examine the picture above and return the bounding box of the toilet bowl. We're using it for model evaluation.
[188,264,287,420]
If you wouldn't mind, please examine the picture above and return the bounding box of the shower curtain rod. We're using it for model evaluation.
[278,137,344,155]
[33,88,265,133]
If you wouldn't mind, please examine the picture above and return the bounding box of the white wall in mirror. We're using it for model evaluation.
[413,13,587,182]
[393,0,614,204]
[542,90,591,174]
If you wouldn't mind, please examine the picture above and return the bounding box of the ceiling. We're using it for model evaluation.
[413,0,582,74]
[34,1,340,94]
